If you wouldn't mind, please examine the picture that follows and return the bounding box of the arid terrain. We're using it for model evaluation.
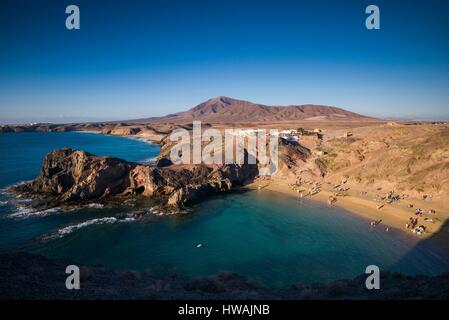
[253,121,449,252]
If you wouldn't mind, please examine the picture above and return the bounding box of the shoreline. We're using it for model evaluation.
[4,130,449,266]
[74,129,158,145]
[248,178,449,265]
[74,130,160,164]
[71,130,449,256]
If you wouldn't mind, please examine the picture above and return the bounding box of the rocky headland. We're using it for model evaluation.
[11,148,260,210]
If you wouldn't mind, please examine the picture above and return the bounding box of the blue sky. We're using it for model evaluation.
[1,0,449,124]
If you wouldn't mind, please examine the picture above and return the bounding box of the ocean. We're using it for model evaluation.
[0,132,447,287]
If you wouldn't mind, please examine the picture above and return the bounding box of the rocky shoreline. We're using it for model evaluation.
[8,121,325,212]
[10,148,259,211]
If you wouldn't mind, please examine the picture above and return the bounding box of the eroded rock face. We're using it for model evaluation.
[128,162,258,208]
[13,148,135,203]
[11,134,323,210]
[12,148,258,210]
[272,138,324,181]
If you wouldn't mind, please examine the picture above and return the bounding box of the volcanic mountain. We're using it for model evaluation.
[143,96,376,124]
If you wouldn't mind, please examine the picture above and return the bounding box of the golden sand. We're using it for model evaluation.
[248,178,449,255]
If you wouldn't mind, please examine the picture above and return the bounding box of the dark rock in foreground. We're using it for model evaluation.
[11,148,258,209]
[1,252,448,300]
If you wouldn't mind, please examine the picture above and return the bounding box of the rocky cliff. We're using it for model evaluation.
[12,148,258,210]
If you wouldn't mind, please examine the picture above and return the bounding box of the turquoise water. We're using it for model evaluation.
[0,132,159,188]
[0,132,447,287]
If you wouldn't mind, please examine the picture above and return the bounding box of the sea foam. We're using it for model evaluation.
[9,206,60,218]
[87,203,104,209]
[41,216,135,240]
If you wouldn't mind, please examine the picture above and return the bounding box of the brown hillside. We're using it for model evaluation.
[143,96,376,124]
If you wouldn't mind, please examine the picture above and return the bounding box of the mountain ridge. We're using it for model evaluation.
[140,96,377,123]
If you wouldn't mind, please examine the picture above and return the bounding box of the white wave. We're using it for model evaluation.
[139,156,158,165]
[42,216,135,240]
[0,200,8,206]
[9,206,60,218]
[147,207,177,216]
[59,206,80,212]
[136,137,153,143]
[87,203,104,209]
[0,180,33,193]
[126,136,155,144]
[15,197,33,204]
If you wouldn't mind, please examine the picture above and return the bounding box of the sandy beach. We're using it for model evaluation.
[81,127,449,251]
[248,177,449,256]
